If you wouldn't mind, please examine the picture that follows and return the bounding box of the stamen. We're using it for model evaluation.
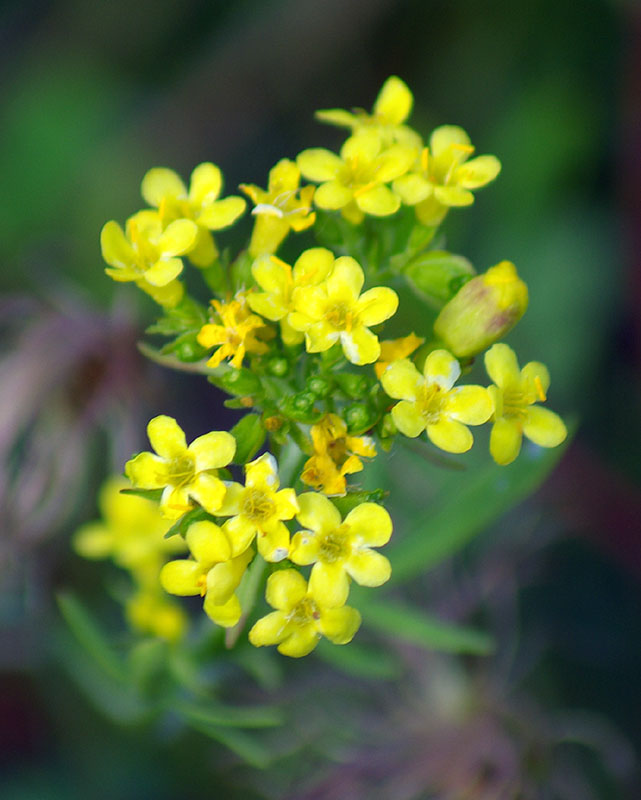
[534,375,547,402]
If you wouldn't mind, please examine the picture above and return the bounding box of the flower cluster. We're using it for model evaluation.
[82,76,568,657]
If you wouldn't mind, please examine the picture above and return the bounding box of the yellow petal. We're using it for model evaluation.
[373,75,413,125]
[100,220,135,270]
[314,180,354,210]
[318,606,361,644]
[293,247,335,286]
[424,349,461,391]
[356,286,398,327]
[346,549,391,586]
[391,399,426,438]
[203,592,242,628]
[265,569,307,610]
[147,415,186,458]
[185,520,231,565]
[268,158,301,192]
[327,256,364,304]
[141,167,186,206]
[521,361,551,398]
[274,488,299,520]
[222,515,256,556]
[247,292,288,321]
[245,452,279,491]
[290,530,322,565]
[344,502,392,546]
[433,185,475,206]
[445,386,493,425]
[278,625,320,657]
[205,548,252,605]
[381,359,422,401]
[485,343,521,389]
[189,430,236,471]
[314,108,358,128]
[189,473,226,514]
[160,559,202,596]
[296,492,342,533]
[216,482,244,516]
[197,196,246,229]
[340,326,380,365]
[427,418,474,453]
[429,125,471,158]
[455,155,501,189]
[523,406,567,448]
[341,130,381,163]
[309,562,349,608]
[197,323,228,347]
[297,148,343,182]
[73,523,113,559]
[189,162,222,206]
[252,254,291,295]
[257,520,290,562]
[249,611,291,646]
[305,322,339,352]
[355,184,400,216]
[490,417,522,465]
[392,173,432,205]
[188,228,218,267]
[158,219,198,256]
[143,258,183,286]
[374,144,418,182]
[125,451,167,488]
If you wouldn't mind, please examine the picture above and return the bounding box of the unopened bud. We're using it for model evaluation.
[433,261,528,357]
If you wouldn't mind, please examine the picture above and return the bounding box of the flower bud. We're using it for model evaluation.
[433,261,528,357]
[345,403,376,433]
[306,375,333,397]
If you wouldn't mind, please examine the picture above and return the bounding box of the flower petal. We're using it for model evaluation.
[297,148,343,182]
[158,219,198,256]
[373,75,413,125]
[355,184,400,217]
[274,488,299,520]
[318,606,361,644]
[356,287,399,327]
[296,492,342,533]
[305,322,339,352]
[252,254,291,295]
[143,258,183,287]
[216,482,244,516]
[147,415,186,458]
[205,548,252,605]
[429,125,471,158]
[314,181,353,210]
[100,221,135,269]
[485,344,521,389]
[424,349,461,391]
[292,247,335,286]
[189,430,236,471]
[268,158,301,192]
[392,173,432,205]
[444,385,493,425]
[197,196,246,229]
[265,569,308,610]
[141,168,186,206]
[391,400,426,438]
[125,451,168,488]
[249,611,291,646]
[257,521,290,562]
[340,326,380,365]
[203,592,242,628]
[433,185,475,207]
[189,162,222,206]
[455,155,501,189]
[341,130,381,163]
[222,514,256,556]
[309,562,349,608]
[490,417,523,465]
[344,502,392,546]
[426,418,473,453]
[327,256,364,304]
[278,626,320,657]
[189,473,227,514]
[186,520,231,565]
[523,406,567,448]
[381,358,423,401]
[160,560,202,596]
[346,549,391,587]
[289,530,321,566]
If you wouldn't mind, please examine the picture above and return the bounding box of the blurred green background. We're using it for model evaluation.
[2,0,641,797]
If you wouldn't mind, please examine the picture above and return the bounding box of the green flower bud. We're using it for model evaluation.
[335,372,370,399]
[433,261,528,357]
[279,391,321,423]
[345,403,376,433]
[214,366,262,397]
[267,357,289,377]
[306,375,333,397]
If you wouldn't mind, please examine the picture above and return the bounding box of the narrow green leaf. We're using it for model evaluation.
[163,506,209,539]
[120,487,163,502]
[57,593,127,681]
[230,413,266,464]
[188,722,273,768]
[175,700,283,729]
[314,639,401,679]
[359,599,493,655]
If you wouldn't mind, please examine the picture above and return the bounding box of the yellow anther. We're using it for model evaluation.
[534,375,547,402]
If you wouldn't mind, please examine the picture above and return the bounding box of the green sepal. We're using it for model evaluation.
[278,391,323,423]
[331,489,387,517]
[306,375,333,398]
[160,331,209,363]
[209,366,262,397]
[344,402,378,433]
[163,506,210,539]
[229,414,266,464]
[334,372,370,399]
[403,250,475,306]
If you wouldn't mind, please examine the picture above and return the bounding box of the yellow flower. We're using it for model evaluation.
[125,415,236,519]
[288,255,398,365]
[247,248,335,346]
[381,349,492,453]
[434,261,528,358]
[240,159,316,257]
[125,587,188,642]
[290,493,392,607]
[485,344,567,465]
[297,129,416,224]
[301,413,376,495]
[100,210,196,305]
[249,569,361,657]
[73,476,186,582]
[197,293,271,369]
[374,331,425,379]
[392,125,501,225]
[141,163,246,267]
[160,521,253,628]
[315,75,422,149]
[216,453,299,562]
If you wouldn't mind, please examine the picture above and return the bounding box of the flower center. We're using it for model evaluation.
[288,596,320,625]
[418,383,445,424]
[327,437,348,465]
[168,455,195,487]
[501,388,529,419]
[319,525,350,564]
[242,488,275,522]
[325,303,353,331]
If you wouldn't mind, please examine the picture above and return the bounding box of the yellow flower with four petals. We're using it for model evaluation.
[125,415,236,519]
[249,569,361,658]
[381,349,492,453]
[197,293,272,369]
[485,344,567,465]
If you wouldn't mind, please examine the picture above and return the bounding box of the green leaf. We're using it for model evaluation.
[146,295,207,336]
[175,700,282,729]
[331,489,387,518]
[120,487,163,502]
[187,723,274,768]
[57,593,127,681]
[163,506,210,539]
[404,250,475,306]
[230,414,266,464]
[388,436,570,582]
[358,598,493,655]
[314,639,401,679]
